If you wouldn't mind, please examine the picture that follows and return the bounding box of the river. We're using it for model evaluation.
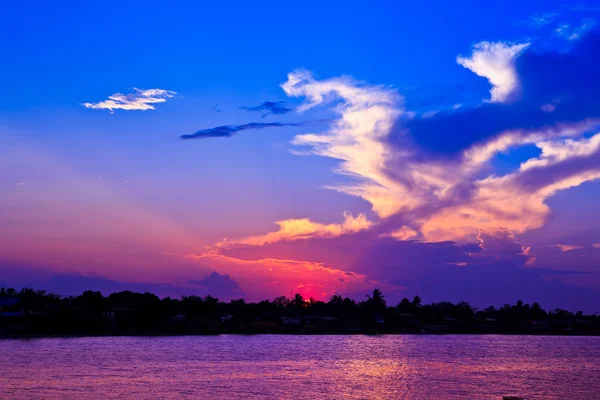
[1,335,598,399]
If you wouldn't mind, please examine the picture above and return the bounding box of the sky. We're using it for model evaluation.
[2,1,600,311]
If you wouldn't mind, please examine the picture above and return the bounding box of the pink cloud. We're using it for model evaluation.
[553,244,585,252]
[187,251,395,301]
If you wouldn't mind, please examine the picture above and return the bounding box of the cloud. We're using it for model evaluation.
[519,133,600,171]
[2,271,181,298]
[207,225,600,311]
[282,69,405,218]
[529,12,559,27]
[0,265,249,301]
[381,226,419,241]
[275,30,600,246]
[188,271,245,298]
[82,88,176,113]
[554,19,596,40]
[457,41,529,103]
[240,101,293,117]
[218,212,372,247]
[187,252,393,301]
[553,244,585,252]
[181,121,324,140]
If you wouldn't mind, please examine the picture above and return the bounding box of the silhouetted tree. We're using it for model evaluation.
[412,296,421,307]
[329,295,343,304]
[1,286,598,336]
[367,289,386,307]
[291,293,305,311]
[273,296,290,309]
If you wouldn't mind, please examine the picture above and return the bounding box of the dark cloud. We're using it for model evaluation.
[0,271,179,298]
[0,266,245,301]
[181,120,324,140]
[240,101,293,117]
[220,230,481,271]
[188,271,244,298]
[394,29,600,157]
[217,229,600,311]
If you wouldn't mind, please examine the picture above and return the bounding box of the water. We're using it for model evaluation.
[1,335,598,399]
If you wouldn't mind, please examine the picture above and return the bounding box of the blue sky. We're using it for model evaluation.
[0,1,571,108]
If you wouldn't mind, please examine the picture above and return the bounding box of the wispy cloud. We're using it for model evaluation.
[554,19,596,40]
[82,88,176,113]
[282,69,404,218]
[529,12,559,27]
[217,212,372,248]
[553,244,585,252]
[240,101,293,117]
[180,120,326,140]
[457,41,529,103]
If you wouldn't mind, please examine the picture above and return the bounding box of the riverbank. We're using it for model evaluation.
[3,288,600,339]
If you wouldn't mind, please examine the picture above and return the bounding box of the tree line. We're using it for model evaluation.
[1,287,599,337]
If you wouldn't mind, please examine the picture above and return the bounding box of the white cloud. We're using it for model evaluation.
[555,20,596,41]
[82,88,176,113]
[421,110,438,118]
[282,69,407,218]
[555,24,571,36]
[457,41,529,103]
[277,70,600,244]
[520,133,600,172]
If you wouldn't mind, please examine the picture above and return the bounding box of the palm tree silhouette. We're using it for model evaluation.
[291,293,304,309]
[367,289,386,307]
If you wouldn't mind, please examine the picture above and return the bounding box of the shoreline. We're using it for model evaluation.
[3,331,600,340]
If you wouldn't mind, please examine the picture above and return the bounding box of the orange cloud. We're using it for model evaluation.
[381,226,418,241]
[553,244,584,252]
[219,212,372,247]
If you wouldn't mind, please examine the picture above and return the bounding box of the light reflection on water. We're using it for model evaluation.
[1,335,599,399]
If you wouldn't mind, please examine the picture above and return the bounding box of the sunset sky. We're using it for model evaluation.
[3,1,600,311]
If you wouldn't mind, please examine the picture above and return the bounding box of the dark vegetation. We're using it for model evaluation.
[1,288,599,337]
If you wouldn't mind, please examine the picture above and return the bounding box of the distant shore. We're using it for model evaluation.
[2,287,599,338]
[3,331,600,340]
